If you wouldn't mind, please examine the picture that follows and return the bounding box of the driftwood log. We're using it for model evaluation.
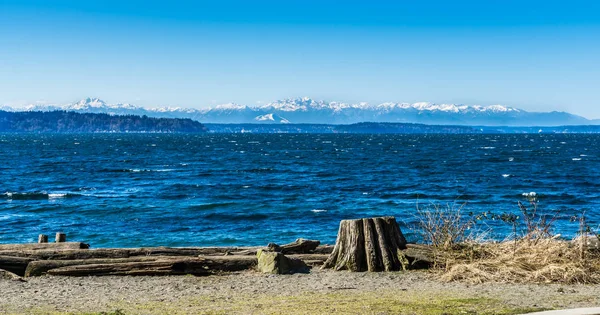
[0,256,35,276]
[45,256,257,276]
[0,242,89,251]
[0,246,260,260]
[25,256,176,277]
[24,254,330,277]
[0,245,333,261]
[322,217,407,272]
[267,238,321,254]
[0,268,25,281]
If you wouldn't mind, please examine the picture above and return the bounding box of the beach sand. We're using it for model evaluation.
[1,270,600,314]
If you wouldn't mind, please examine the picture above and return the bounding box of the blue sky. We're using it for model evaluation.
[1,0,600,118]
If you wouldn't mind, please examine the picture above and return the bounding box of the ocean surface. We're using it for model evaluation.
[1,133,599,248]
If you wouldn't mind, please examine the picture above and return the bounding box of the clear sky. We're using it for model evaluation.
[1,0,599,118]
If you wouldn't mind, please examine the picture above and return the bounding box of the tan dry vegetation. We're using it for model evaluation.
[414,200,600,284]
[438,238,600,284]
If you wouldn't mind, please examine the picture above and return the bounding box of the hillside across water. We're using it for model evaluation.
[0,110,208,133]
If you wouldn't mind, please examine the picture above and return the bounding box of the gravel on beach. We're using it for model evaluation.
[1,270,600,314]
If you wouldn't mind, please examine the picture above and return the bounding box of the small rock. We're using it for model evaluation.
[256,249,309,274]
[572,234,600,250]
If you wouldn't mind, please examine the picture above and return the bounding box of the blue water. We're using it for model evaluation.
[1,133,599,247]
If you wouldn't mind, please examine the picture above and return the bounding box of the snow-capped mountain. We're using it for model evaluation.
[2,97,594,126]
[255,113,290,124]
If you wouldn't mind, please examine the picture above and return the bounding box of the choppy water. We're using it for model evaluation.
[1,133,599,247]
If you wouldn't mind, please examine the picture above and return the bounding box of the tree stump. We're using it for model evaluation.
[322,216,407,272]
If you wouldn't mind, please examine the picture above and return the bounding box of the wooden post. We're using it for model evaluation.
[55,233,66,243]
[38,234,48,243]
[322,216,407,272]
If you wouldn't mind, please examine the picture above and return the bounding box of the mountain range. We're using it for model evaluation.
[3,97,597,126]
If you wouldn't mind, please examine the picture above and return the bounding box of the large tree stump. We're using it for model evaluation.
[322,216,407,272]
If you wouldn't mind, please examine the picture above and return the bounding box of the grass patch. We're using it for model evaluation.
[102,291,546,315]
[440,238,600,284]
[414,198,600,284]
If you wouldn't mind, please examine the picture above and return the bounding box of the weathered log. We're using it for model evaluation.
[38,234,48,243]
[313,245,334,255]
[288,254,329,266]
[46,256,257,277]
[0,256,35,276]
[0,268,26,282]
[0,246,280,260]
[267,238,321,254]
[0,242,89,251]
[25,256,175,277]
[322,217,407,272]
[402,244,435,269]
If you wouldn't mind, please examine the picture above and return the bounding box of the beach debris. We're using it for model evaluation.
[0,255,35,276]
[256,249,309,274]
[266,238,321,254]
[44,256,257,277]
[0,242,89,251]
[0,268,26,282]
[322,216,408,272]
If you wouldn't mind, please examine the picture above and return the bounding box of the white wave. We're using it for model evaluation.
[502,174,510,178]
[522,192,537,197]
[311,209,327,213]
[0,214,28,221]
[508,157,515,161]
[481,147,496,149]
[572,158,582,161]
[48,193,67,199]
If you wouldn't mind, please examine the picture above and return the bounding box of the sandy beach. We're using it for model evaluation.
[1,269,600,314]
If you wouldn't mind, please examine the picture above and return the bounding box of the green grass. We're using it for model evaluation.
[40,291,546,315]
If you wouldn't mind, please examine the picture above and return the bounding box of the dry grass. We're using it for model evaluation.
[437,237,600,284]
[414,201,475,251]
[414,198,600,284]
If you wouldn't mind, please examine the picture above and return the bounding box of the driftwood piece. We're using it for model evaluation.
[0,256,35,276]
[46,256,257,277]
[0,247,262,260]
[267,239,321,254]
[0,242,89,251]
[402,244,435,267]
[25,256,176,277]
[312,245,334,255]
[288,254,329,266]
[322,217,407,272]
[25,254,329,277]
[0,268,26,282]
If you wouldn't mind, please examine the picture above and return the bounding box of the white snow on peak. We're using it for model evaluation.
[2,97,523,117]
[70,98,107,110]
[255,113,290,124]
[255,113,275,121]
[214,103,247,110]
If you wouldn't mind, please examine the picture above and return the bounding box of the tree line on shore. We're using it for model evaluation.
[0,110,208,133]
